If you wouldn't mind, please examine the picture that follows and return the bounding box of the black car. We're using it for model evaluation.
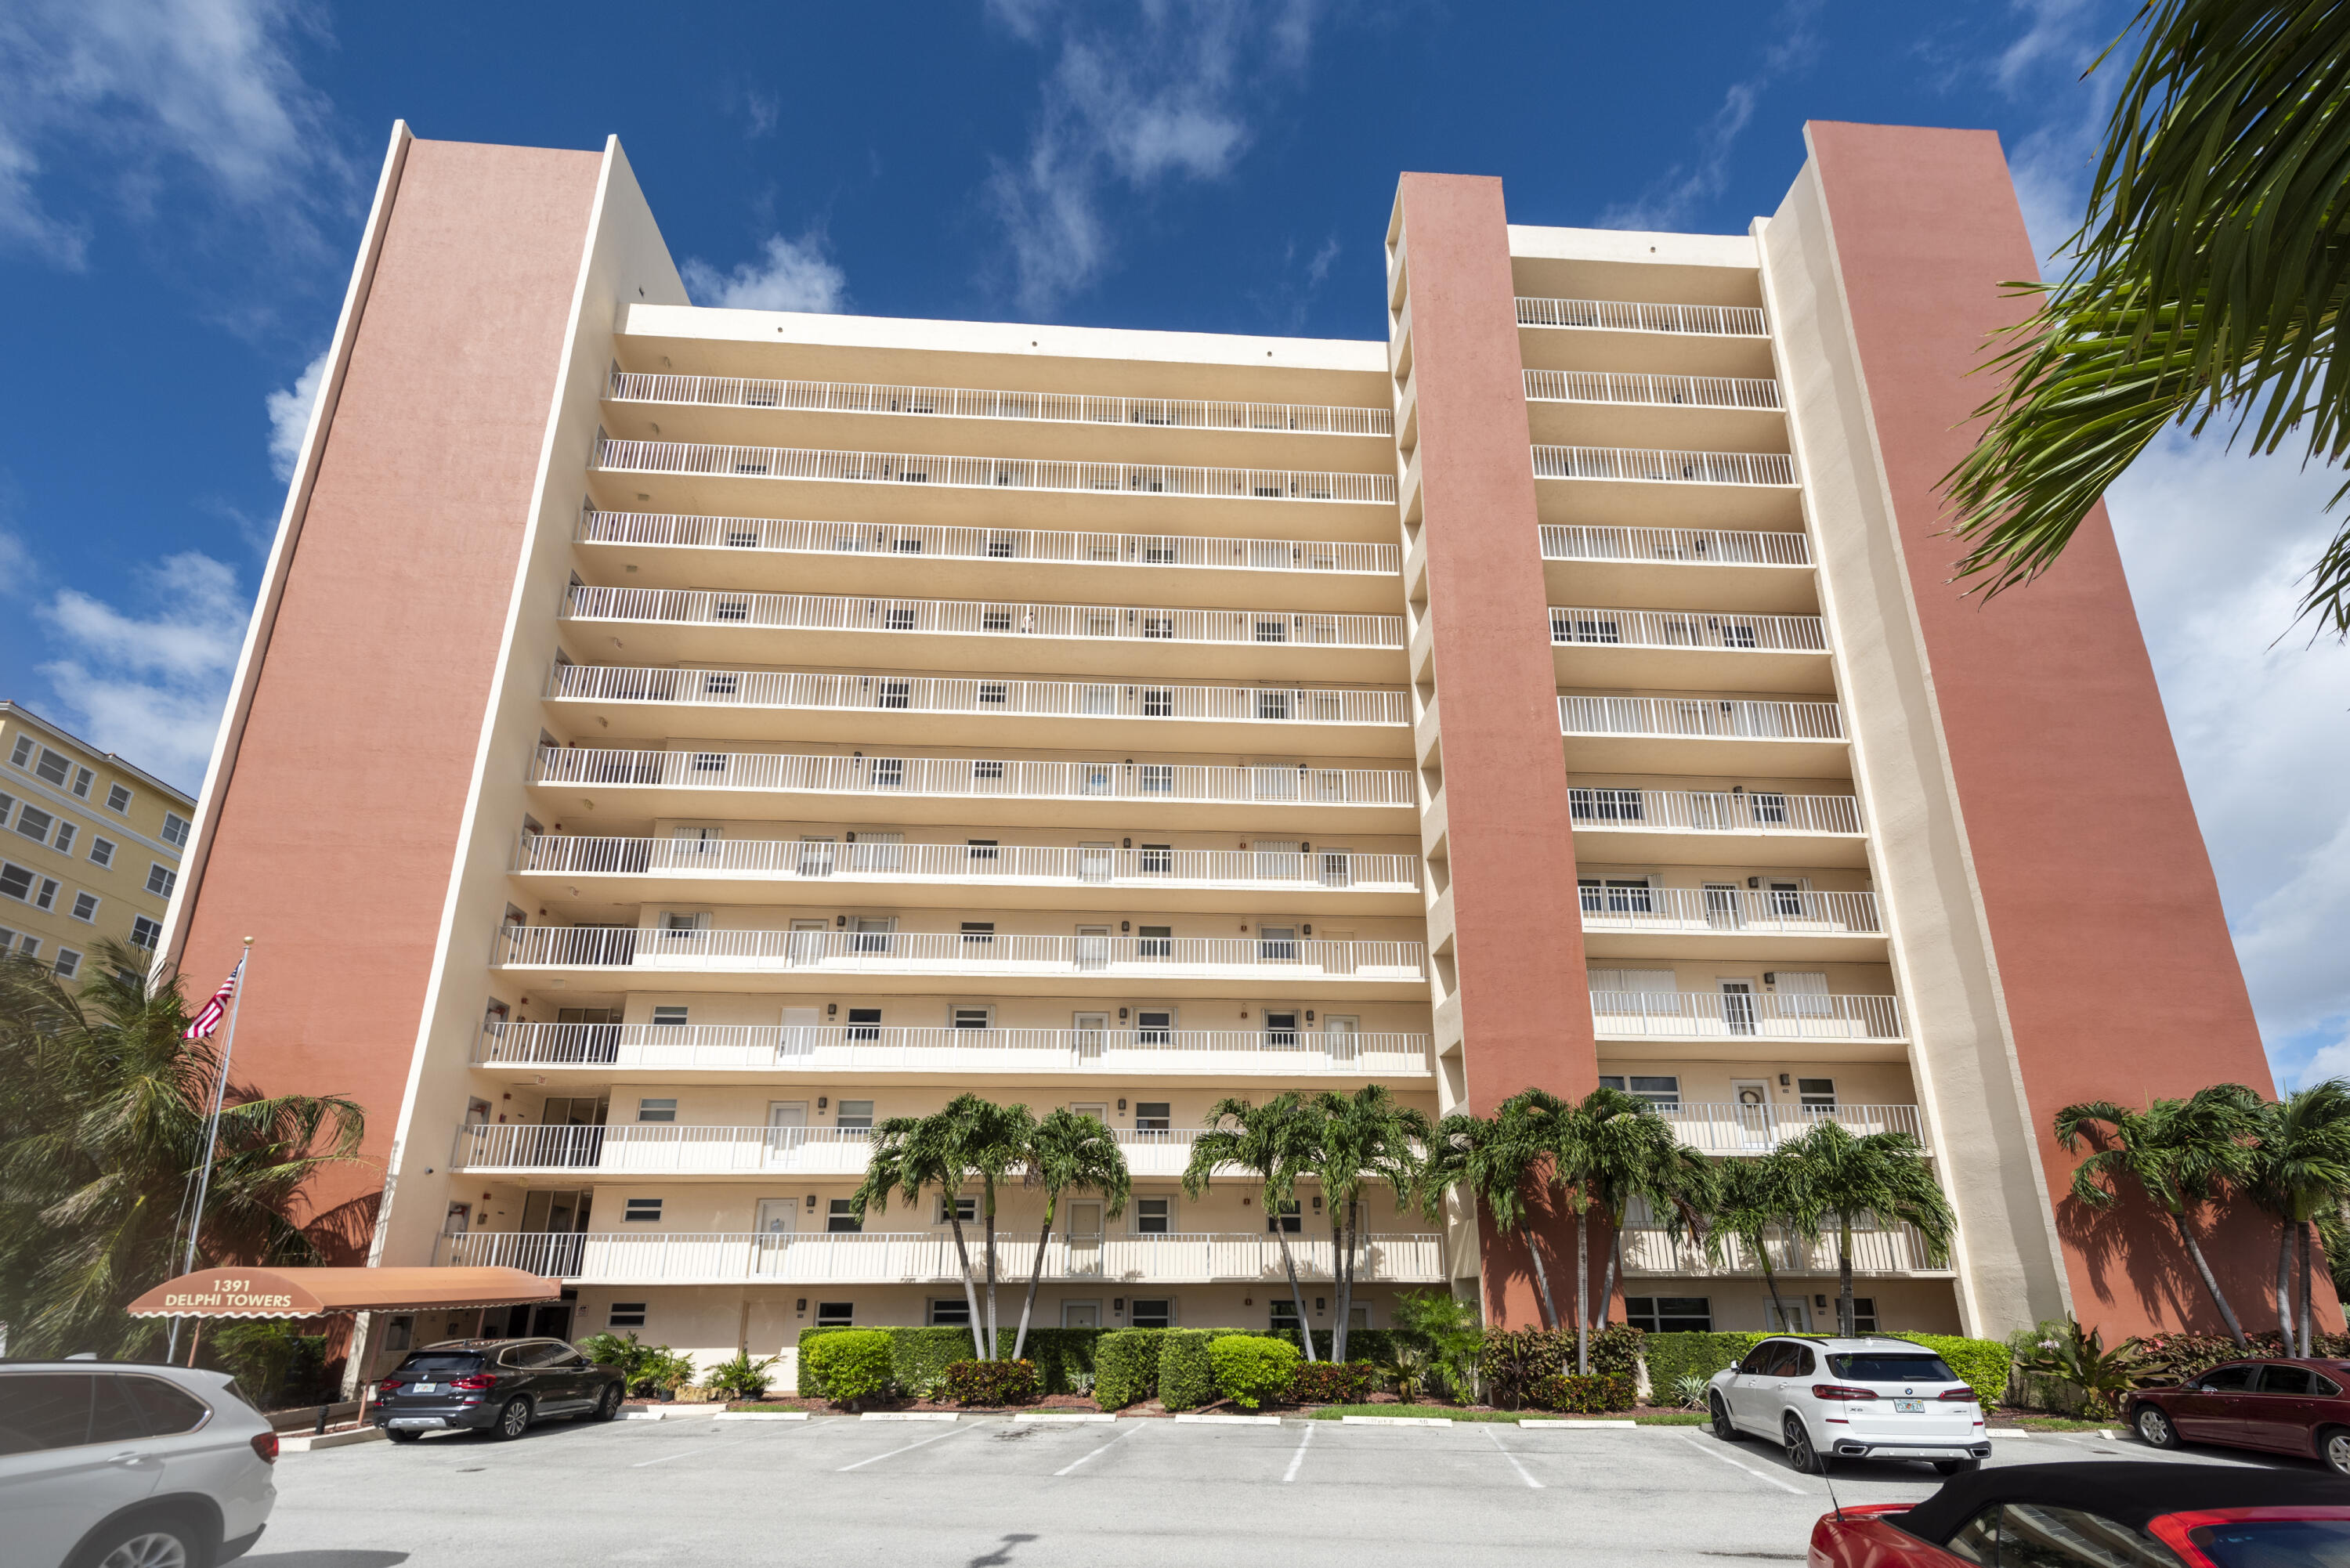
[368,1338,624,1442]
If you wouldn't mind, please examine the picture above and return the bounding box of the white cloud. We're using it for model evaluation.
[982,0,1318,313]
[0,0,345,267]
[36,551,250,788]
[681,233,849,315]
[266,348,326,483]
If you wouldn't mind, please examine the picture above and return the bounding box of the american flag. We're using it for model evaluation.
[183,961,242,1041]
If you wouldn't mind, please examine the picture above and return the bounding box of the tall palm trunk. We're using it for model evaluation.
[1272,1219,1316,1361]
[2277,1223,2297,1346]
[2299,1219,2316,1358]
[1333,1201,1358,1364]
[1520,1220,1561,1333]
[983,1180,1000,1358]
[1574,1210,1589,1374]
[2169,1211,2247,1346]
[1838,1212,1856,1337]
[1594,1205,1624,1344]
[945,1212,987,1359]
[1755,1225,1790,1329]
[1012,1194,1055,1362]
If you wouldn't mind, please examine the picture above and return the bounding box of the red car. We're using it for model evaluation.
[2124,1358,2350,1475]
[1809,1461,2350,1567]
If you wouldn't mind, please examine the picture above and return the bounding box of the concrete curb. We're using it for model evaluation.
[279,1427,384,1452]
[1340,1415,1452,1427]
[1013,1412,1116,1423]
[862,1411,960,1422]
[1175,1413,1280,1425]
[714,1411,812,1422]
[1519,1419,1636,1428]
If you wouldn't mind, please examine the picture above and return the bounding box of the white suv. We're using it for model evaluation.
[1705,1335,1990,1474]
[0,1360,279,1568]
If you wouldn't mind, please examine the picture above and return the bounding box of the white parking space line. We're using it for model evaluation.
[1281,1421,1315,1483]
[630,1435,770,1468]
[1054,1420,1148,1476]
[837,1421,985,1472]
[1482,1425,1544,1489]
[1675,1433,1809,1495]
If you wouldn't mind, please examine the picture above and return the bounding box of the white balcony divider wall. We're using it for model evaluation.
[1549,605,1825,652]
[1513,298,1770,336]
[1559,695,1845,740]
[493,926,1426,979]
[1539,525,1810,567]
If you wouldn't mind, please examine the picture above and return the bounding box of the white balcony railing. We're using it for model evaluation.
[595,439,1397,506]
[474,1022,1434,1076]
[1522,370,1782,412]
[1515,297,1768,338]
[533,747,1419,811]
[1568,788,1860,836]
[562,585,1405,650]
[1578,885,1880,937]
[451,1122,1217,1178]
[1622,1224,1947,1277]
[1650,1103,1926,1154]
[1532,446,1797,487]
[576,510,1400,576]
[1559,695,1845,741]
[1540,525,1810,568]
[548,664,1410,728]
[607,371,1394,438]
[1589,990,1905,1042]
[1550,605,1825,654]
[492,927,1427,982]
[441,1229,1448,1285]
[515,836,1421,894]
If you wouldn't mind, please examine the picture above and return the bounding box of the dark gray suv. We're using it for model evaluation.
[368,1339,623,1442]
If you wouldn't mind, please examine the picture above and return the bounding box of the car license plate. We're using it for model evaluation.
[410,1383,436,1394]
[1893,1399,1925,1413]
[389,1418,445,1429]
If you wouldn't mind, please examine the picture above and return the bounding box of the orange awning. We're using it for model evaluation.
[126,1266,559,1319]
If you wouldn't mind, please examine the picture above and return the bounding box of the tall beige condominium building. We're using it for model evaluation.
[1,703,194,984]
[164,121,2308,1375]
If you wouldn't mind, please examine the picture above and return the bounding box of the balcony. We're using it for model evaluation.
[1531,446,1799,529]
[592,439,1397,537]
[451,1122,1225,1180]
[512,836,1422,914]
[439,1229,1448,1285]
[561,585,1404,680]
[473,1022,1434,1080]
[490,926,1428,996]
[1578,885,1881,959]
[1649,1102,1927,1154]
[1521,370,1783,450]
[1568,788,1865,867]
[1622,1224,1951,1279]
[1539,524,1815,616]
[1589,990,1905,1045]
[1514,296,1774,378]
[573,510,1399,609]
[1549,605,1831,692]
[1559,695,1847,777]
[545,664,1411,754]
[1515,298,1768,337]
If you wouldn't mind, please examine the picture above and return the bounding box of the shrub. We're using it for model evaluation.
[943,1358,1039,1407]
[1094,1329,1167,1410]
[993,1327,1107,1395]
[1669,1372,1711,1409]
[1899,1332,2016,1410]
[1289,1360,1376,1404]
[1158,1329,1219,1411]
[705,1353,779,1400]
[1210,1335,1300,1410]
[803,1329,895,1408]
[1528,1372,1636,1414]
[1589,1322,1644,1378]
[1280,1328,1399,1365]
[208,1323,327,1407]
[1641,1331,1770,1395]
[795,1327,980,1398]
[1477,1328,1573,1410]
[1389,1291,1485,1400]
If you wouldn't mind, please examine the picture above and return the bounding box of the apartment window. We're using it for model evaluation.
[1748,792,1791,826]
[14,936,37,958]
[964,839,1000,870]
[826,1201,863,1234]
[1129,1299,1173,1328]
[651,1005,689,1028]
[1568,787,1645,822]
[1137,764,1173,795]
[1264,1010,1300,1050]
[1257,925,1297,961]
[1,865,53,910]
[1141,688,1173,717]
[845,1010,882,1042]
[978,682,1008,706]
[877,679,912,710]
[1134,1198,1171,1234]
[6,737,28,768]
[608,1303,648,1328]
[1849,1297,1879,1333]
[70,891,99,923]
[70,768,92,798]
[935,1196,977,1224]
[836,1100,874,1130]
[986,533,1018,559]
[1267,1201,1303,1236]
[815,1302,855,1326]
[1578,876,1654,915]
[16,805,53,842]
[951,1006,992,1031]
[1135,1009,1173,1043]
[927,1298,971,1326]
[1255,690,1291,721]
[1269,1298,1301,1330]
[982,605,1014,633]
[161,812,191,848]
[870,757,905,789]
[128,915,162,951]
[1137,843,1172,875]
[1797,1078,1838,1111]
[1598,1074,1682,1109]
[31,748,70,787]
[960,922,995,949]
[703,672,739,697]
[88,836,116,869]
[52,948,81,981]
[1133,1102,1171,1133]
[622,1198,663,1223]
[146,864,178,898]
[1136,926,1172,959]
[636,1098,678,1123]
[107,784,132,813]
[971,759,1004,782]
[51,822,74,854]
[1625,1296,1713,1333]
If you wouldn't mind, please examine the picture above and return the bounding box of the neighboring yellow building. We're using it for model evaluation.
[0,702,194,984]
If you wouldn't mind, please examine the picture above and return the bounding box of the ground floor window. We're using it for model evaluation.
[1849,1297,1878,1333]
[1625,1295,1712,1332]
[815,1302,855,1327]
[1269,1298,1300,1331]
[608,1302,647,1328]
[927,1298,970,1327]
[1128,1298,1173,1328]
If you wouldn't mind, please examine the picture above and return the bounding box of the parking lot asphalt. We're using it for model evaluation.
[244,1415,2291,1568]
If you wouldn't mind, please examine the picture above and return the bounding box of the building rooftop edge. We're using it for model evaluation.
[1506,223,1760,269]
[0,700,197,805]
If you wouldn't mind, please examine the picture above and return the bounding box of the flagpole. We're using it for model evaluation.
[166,938,251,1364]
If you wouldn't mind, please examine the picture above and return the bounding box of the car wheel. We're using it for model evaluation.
[589,1382,622,1422]
[2320,1427,2350,1477]
[1932,1458,1981,1476]
[1709,1393,1738,1442]
[77,1519,199,1568]
[385,1428,423,1443]
[2134,1404,2180,1451]
[490,1396,532,1440]
[1784,1413,1828,1475]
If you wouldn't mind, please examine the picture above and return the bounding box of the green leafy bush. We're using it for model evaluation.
[1589,1322,1644,1378]
[1094,1329,1166,1410]
[1157,1328,1219,1411]
[1280,1328,1399,1364]
[705,1353,779,1400]
[1640,1331,1767,1394]
[1477,1328,1572,1409]
[803,1329,895,1407]
[1210,1335,1300,1410]
[207,1323,328,1408]
[1900,1332,2016,1409]
[1389,1292,1485,1400]
[993,1327,1106,1395]
[1528,1372,1636,1413]
[942,1358,1039,1406]
[797,1327,977,1398]
[1288,1361,1376,1404]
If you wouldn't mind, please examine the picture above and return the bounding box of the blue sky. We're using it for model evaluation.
[2,0,2344,1084]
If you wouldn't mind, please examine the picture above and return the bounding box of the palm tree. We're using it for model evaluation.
[1303,1084,1430,1361]
[1552,1086,1713,1375]
[1773,1120,1955,1338]
[1184,1093,1322,1360]
[1419,1089,1569,1332]
[2248,1079,2350,1357]
[852,1093,1034,1359]
[0,944,367,1358]
[1943,2,2350,636]
[2055,1086,2263,1346]
[1706,1150,1815,1332]
[1010,1107,1130,1361]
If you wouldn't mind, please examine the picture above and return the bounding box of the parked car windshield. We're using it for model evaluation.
[395,1353,486,1377]
[2187,1518,2350,1567]
[1825,1353,1958,1383]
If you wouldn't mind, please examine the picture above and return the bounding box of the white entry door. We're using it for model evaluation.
[1072,1013,1108,1060]
[768,1100,809,1165]
[1061,1301,1101,1328]
[1075,924,1112,970]
[1065,1201,1104,1277]
[1731,1079,1773,1149]
[780,1006,821,1057]
[1322,1015,1359,1062]
[787,918,830,964]
[756,1198,797,1234]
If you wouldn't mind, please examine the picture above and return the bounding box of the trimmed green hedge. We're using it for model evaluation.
[1094,1330,1166,1410]
[1528,1372,1637,1413]
[1899,1334,2012,1407]
[801,1330,894,1406]
[1158,1328,1219,1411]
[1638,1331,2011,1407]
[1210,1335,1300,1409]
